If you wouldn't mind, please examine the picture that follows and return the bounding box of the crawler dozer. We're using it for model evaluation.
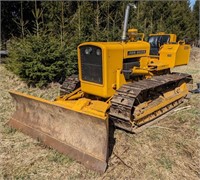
[9,4,193,173]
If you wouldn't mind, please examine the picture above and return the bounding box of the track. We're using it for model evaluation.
[109,73,192,133]
[60,75,80,96]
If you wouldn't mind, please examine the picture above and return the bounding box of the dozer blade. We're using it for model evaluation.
[8,91,108,173]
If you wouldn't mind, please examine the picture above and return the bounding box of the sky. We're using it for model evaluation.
[190,0,196,9]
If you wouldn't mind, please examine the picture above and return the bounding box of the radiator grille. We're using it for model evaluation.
[80,45,103,84]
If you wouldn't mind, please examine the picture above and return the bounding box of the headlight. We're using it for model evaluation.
[85,47,92,55]
[96,48,101,56]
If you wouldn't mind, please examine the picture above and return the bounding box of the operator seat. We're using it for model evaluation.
[148,35,170,55]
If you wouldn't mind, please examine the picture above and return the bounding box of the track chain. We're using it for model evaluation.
[60,75,80,96]
[109,73,192,133]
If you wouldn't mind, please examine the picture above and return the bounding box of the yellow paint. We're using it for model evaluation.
[77,33,190,99]
[10,32,191,123]
[78,42,124,98]
[78,41,150,98]
[159,43,191,68]
[68,91,84,100]
[122,41,150,59]
[147,33,190,70]
[127,28,145,41]
[139,56,149,68]
[134,83,188,120]
[10,90,109,120]
[132,67,153,76]
[55,98,110,119]
[116,69,126,90]
[47,32,190,119]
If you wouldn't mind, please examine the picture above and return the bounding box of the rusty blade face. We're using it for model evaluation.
[9,91,109,173]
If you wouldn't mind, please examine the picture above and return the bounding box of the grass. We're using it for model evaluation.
[0,47,200,179]
[157,155,173,171]
[47,150,73,165]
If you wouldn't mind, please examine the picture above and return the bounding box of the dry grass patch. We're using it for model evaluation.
[0,47,200,179]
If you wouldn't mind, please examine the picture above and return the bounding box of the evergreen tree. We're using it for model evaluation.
[167,1,194,40]
[2,1,197,87]
[193,0,200,39]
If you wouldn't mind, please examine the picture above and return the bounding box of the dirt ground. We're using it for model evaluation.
[0,48,200,179]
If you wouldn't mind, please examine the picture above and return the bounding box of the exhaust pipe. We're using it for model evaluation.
[121,3,137,42]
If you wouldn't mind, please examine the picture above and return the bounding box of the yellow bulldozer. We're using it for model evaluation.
[9,4,193,173]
